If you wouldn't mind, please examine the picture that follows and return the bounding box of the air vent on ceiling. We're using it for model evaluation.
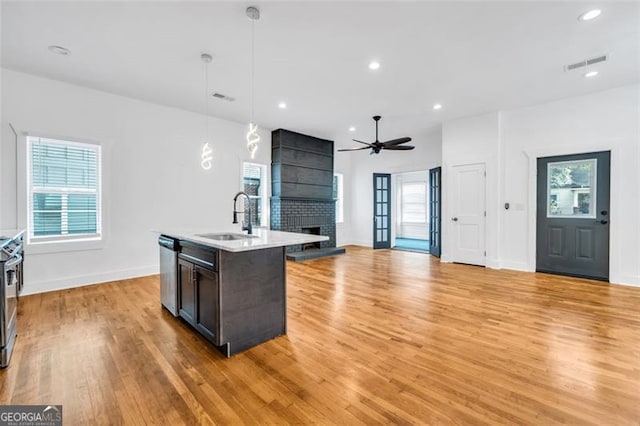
[212,92,235,102]
[565,54,608,72]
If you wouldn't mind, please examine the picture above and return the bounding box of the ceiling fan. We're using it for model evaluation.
[338,115,414,154]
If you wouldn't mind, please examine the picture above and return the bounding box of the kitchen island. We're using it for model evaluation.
[159,229,327,357]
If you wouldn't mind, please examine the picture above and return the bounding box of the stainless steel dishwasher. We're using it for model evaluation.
[158,235,178,316]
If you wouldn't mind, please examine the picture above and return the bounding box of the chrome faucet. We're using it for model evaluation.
[232,191,253,234]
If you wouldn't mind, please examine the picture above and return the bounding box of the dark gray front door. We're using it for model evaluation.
[429,167,441,257]
[536,151,610,280]
[373,173,391,249]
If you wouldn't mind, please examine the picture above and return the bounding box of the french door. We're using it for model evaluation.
[536,151,610,280]
[429,167,442,257]
[373,173,391,249]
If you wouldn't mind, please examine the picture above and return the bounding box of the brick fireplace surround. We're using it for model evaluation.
[270,198,336,253]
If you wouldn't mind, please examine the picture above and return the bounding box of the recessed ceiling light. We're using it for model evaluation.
[48,45,71,56]
[368,61,380,70]
[584,70,599,78]
[579,9,601,21]
[433,104,443,110]
[278,102,287,109]
[349,126,356,132]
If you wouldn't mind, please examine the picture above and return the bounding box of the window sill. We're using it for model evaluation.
[25,237,105,255]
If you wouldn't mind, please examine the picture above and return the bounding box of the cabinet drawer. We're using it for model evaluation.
[179,241,218,271]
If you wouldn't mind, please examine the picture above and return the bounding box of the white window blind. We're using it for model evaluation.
[27,136,102,242]
[333,173,344,223]
[401,181,427,223]
[242,162,267,227]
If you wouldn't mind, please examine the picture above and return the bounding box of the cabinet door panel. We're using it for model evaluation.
[177,259,195,325]
[196,267,219,344]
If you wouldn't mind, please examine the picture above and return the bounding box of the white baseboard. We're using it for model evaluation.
[336,241,355,247]
[610,275,640,287]
[499,261,532,272]
[347,241,372,248]
[22,265,158,295]
[486,259,501,270]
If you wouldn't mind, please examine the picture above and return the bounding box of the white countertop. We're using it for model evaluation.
[157,228,328,252]
[0,229,25,240]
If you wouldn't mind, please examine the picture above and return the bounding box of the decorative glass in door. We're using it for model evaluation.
[547,159,597,218]
[373,173,391,249]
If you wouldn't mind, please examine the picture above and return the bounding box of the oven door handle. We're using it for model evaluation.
[5,254,23,269]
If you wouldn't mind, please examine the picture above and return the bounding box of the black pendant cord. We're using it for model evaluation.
[250,15,255,124]
[205,57,209,141]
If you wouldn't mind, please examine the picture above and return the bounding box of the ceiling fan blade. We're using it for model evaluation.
[338,146,371,152]
[381,137,412,147]
[352,139,374,147]
[383,145,415,150]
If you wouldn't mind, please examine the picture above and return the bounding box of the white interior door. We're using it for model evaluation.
[451,163,486,266]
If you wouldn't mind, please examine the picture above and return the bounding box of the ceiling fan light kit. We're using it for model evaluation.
[338,115,414,154]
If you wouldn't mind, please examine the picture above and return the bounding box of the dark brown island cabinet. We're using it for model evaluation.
[176,240,286,357]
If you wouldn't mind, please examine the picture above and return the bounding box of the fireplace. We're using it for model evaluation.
[301,227,322,251]
[270,129,345,260]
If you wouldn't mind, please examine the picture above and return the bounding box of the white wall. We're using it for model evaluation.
[500,85,640,285]
[348,126,442,246]
[1,69,271,294]
[441,112,501,267]
[4,70,636,291]
[442,85,640,286]
[334,152,352,247]
[0,5,3,229]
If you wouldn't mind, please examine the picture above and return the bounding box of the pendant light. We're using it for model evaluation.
[201,53,214,170]
[246,6,260,159]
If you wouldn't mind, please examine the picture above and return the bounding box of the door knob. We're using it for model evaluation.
[451,217,458,222]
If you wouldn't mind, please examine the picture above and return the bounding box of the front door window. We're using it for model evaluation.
[547,159,597,218]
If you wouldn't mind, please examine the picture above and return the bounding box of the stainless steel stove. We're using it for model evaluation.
[0,230,24,368]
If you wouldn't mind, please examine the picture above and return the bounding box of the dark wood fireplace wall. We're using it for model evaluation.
[270,129,336,253]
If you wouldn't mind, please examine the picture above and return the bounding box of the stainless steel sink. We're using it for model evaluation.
[195,233,258,241]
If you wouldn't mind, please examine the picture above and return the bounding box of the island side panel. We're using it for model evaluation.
[219,246,286,353]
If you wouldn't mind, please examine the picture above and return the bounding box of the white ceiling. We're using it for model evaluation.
[2,1,638,148]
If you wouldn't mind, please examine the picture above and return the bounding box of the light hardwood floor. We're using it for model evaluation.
[1,246,639,425]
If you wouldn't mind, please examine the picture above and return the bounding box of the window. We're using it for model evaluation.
[547,159,597,218]
[242,162,268,227]
[401,181,427,223]
[27,136,102,243]
[333,173,344,223]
